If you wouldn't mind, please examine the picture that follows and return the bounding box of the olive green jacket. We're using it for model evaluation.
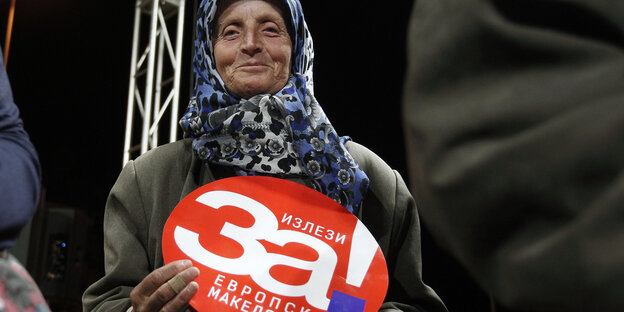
[82,138,446,312]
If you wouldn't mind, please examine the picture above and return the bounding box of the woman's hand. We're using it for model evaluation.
[130,259,200,312]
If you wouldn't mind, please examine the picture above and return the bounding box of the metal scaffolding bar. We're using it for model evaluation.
[171,0,186,142]
[123,0,186,166]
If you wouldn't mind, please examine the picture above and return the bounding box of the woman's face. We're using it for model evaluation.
[213,0,292,99]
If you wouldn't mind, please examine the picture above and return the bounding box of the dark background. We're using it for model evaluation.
[3,0,488,310]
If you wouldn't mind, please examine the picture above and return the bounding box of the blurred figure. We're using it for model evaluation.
[403,0,624,311]
[0,49,49,311]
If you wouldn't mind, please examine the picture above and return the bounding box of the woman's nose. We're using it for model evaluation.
[241,31,262,56]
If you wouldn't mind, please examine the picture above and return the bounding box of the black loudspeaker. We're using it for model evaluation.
[27,202,99,312]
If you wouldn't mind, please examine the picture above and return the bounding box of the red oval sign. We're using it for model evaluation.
[162,176,388,312]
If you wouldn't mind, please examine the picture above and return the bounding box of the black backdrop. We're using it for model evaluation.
[3,0,487,310]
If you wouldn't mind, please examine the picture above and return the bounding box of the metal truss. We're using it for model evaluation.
[123,0,187,166]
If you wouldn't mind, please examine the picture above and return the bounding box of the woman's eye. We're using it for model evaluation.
[263,27,279,35]
[222,28,239,38]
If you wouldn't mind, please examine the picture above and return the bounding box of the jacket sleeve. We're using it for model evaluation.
[0,50,41,250]
[379,171,447,312]
[82,161,150,312]
[403,0,624,310]
[347,142,447,312]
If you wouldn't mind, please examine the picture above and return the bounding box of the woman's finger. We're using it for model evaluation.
[130,260,193,311]
[167,274,187,294]
[143,266,200,312]
[160,281,200,312]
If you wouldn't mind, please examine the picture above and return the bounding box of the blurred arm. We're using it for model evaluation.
[0,49,41,250]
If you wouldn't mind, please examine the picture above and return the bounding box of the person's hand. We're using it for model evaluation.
[130,259,200,312]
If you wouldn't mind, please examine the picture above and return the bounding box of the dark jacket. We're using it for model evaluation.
[403,0,624,311]
[83,138,446,312]
[0,50,41,250]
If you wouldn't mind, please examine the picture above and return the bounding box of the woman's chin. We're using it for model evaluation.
[230,79,287,99]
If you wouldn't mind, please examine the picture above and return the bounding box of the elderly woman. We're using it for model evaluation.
[83,0,446,311]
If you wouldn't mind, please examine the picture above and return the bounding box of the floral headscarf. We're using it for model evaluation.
[179,0,369,214]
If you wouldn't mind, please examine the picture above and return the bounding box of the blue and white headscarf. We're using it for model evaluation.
[179,0,369,214]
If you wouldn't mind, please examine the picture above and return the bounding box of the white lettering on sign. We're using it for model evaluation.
[214,274,225,287]
[227,279,238,292]
[346,221,379,287]
[285,302,296,312]
[241,299,252,312]
[210,277,309,312]
[269,296,281,309]
[280,213,346,245]
[230,295,242,309]
[255,291,266,304]
[208,286,220,299]
[174,191,338,310]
